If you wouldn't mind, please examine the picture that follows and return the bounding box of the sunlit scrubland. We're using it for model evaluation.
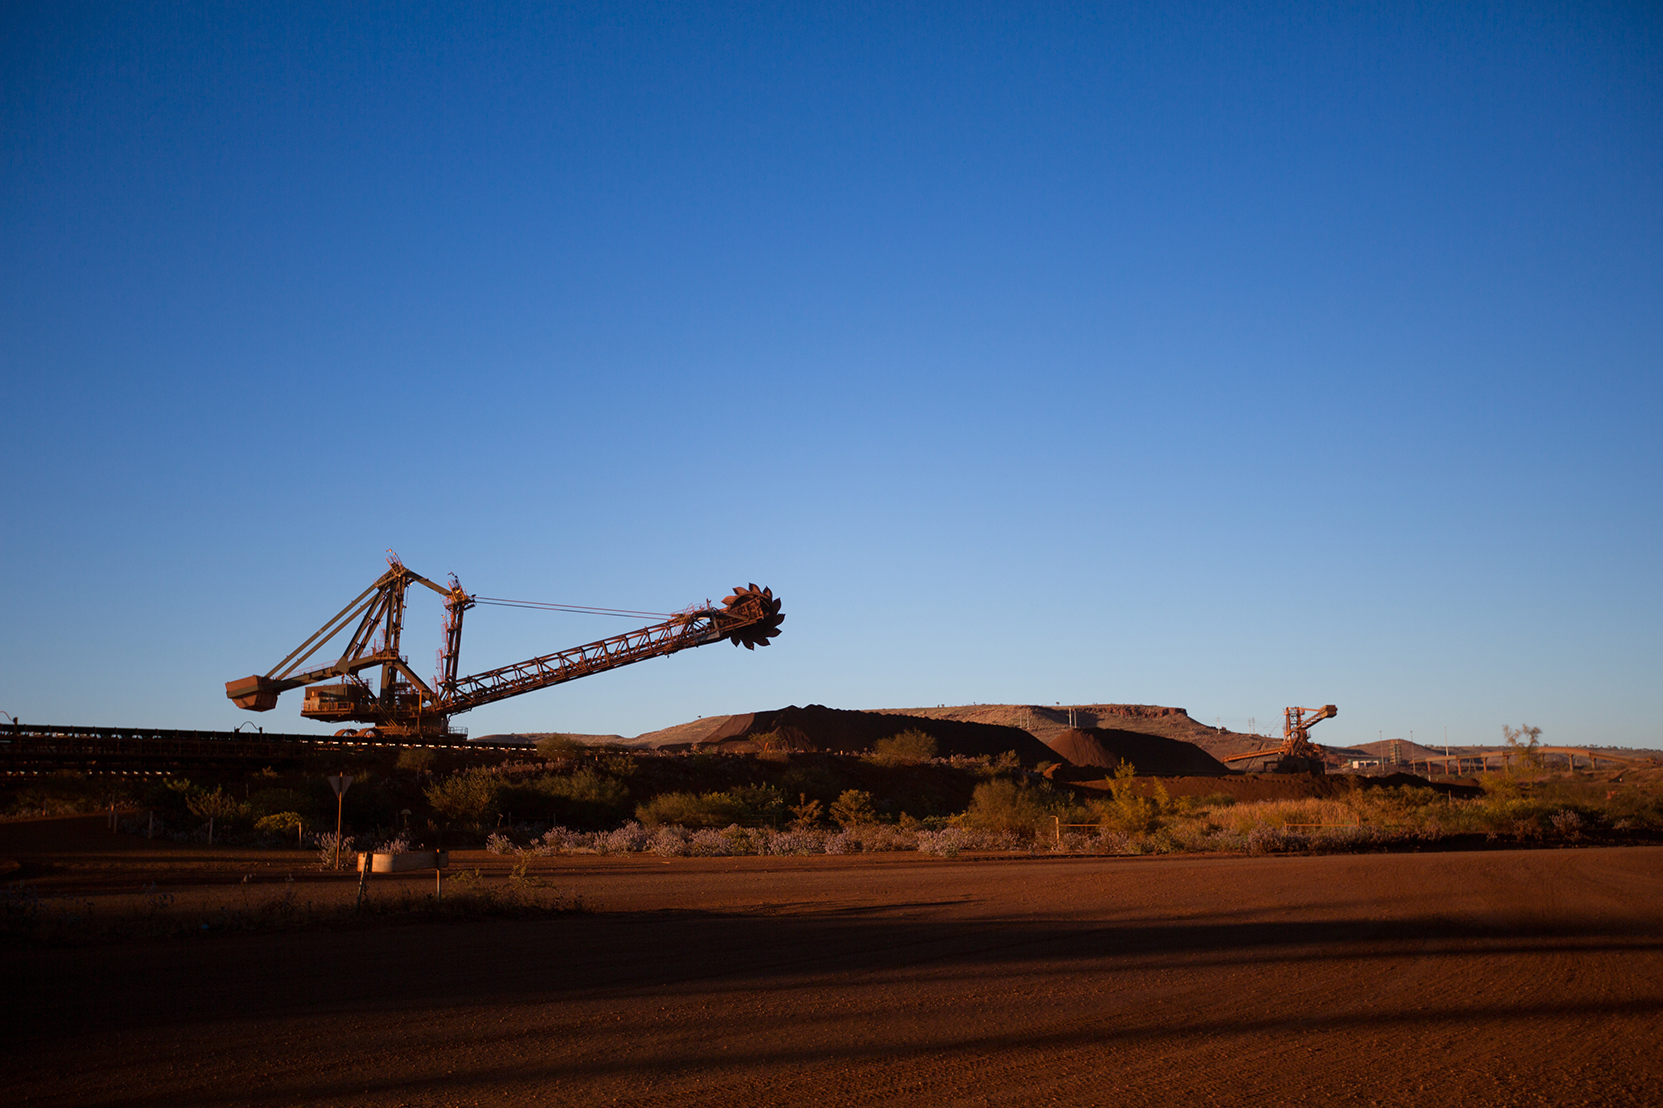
[8,734,1662,861]
[476,757,1663,860]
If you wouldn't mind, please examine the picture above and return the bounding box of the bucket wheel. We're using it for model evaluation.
[722,584,784,649]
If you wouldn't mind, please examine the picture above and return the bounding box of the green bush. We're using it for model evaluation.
[830,789,877,828]
[254,811,307,838]
[2,772,127,817]
[632,785,786,829]
[395,747,437,773]
[728,784,786,825]
[974,750,1022,778]
[535,734,585,760]
[186,788,250,825]
[593,753,638,779]
[501,770,632,830]
[869,730,938,766]
[136,778,197,820]
[1095,763,1168,833]
[1604,788,1663,829]
[635,791,749,828]
[425,769,500,827]
[790,793,825,829]
[248,788,312,820]
[961,779,1054,834]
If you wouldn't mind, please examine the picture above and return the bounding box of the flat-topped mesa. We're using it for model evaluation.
[1092,704,1190,720]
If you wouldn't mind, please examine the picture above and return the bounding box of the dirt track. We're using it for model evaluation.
[7,834,1663,1107]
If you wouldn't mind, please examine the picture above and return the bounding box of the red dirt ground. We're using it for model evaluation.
[6,816,1663,1107]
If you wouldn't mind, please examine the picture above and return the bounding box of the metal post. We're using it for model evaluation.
[327,775,354,869]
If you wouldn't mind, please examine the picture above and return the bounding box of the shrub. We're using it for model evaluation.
[425,769,500,827]
[766,828,830,855]
[917,828,965,858]
[830,789,877,828]
[1212,797,1358,836]
[635,792,748,828]
[727,784,786,825]
[1095,762,1167,833]
[594,822,654,854]
[918,827,1031,856]
[535,734,585,760]
[186,788,250,825]
[140,777,197,820]
[789,793,824,830]
[869,730,938,766]
[395,747,437,773]
[1173,792,1236,814]
[650,826,693,855]
[315,832,354,869]
[961,779,1053,834]
[841,823,916,852]
[594,753,638,779]
[248,788,311,820]
[498,770,633,830]
[254,811,307,839]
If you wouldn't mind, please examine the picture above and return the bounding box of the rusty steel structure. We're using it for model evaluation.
[226,557,784,741]
[1223,704,1338,772]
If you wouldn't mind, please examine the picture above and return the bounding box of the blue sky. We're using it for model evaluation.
[3,2,1658,748]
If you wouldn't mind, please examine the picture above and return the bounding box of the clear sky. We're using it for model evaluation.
[3,2,1659,749]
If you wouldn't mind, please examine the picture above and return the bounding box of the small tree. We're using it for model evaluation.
[789,793,825,830]
[1099,761,1166,833]
[830,789,877,828]
[425,769,500,827]
[1502,724,1543,770]
[186,788,248,823]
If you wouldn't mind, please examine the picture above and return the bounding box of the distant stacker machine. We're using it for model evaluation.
[227,556,783,741]
[1222,704,1338,773]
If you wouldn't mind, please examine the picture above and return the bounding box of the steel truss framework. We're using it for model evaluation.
[226,558,783,739]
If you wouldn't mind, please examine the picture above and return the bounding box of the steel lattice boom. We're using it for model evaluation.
[225,558,783,740]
